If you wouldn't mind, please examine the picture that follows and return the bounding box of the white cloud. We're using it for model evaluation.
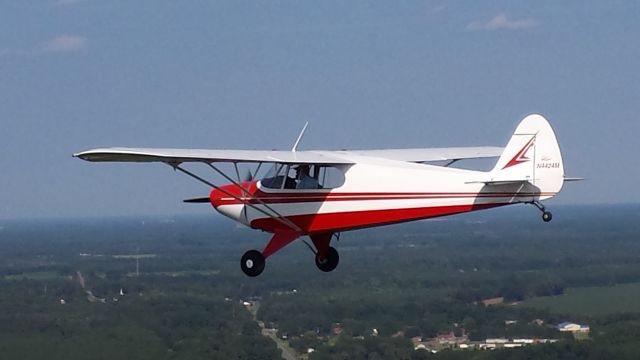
[42,35,87,52]
[467,13,538,31]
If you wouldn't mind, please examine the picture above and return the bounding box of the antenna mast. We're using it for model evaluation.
[291,122,309,152]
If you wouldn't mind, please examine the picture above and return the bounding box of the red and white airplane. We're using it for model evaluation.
[75,114,577,277]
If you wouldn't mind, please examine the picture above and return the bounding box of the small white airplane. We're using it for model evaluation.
[75,114,578,277]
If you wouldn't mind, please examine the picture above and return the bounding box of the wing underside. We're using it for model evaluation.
[74,146,503,165]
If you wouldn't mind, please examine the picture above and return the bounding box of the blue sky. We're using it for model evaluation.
[1,1,638,219]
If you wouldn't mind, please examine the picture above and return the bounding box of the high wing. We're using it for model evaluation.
[74,146,503,165]
[338,146,504,163]
[74,147,354,165]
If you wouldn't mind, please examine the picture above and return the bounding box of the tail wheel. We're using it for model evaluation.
[241,250,265,277]
[542,211,553,222]
[315,246,339,272]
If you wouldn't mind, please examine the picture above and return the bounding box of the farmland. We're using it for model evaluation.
[522,282,640,316]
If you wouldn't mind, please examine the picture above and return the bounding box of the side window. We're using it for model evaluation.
[317,166,345,189]
[261,164,345,190]
[261,164,296,189]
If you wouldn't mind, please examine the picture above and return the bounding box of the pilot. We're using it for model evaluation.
[295,165,319,189]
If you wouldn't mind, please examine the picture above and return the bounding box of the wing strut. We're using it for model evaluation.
[444,159,460,167]
[169,163,302,233]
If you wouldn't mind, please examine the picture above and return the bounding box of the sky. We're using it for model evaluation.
[1,1,638,219]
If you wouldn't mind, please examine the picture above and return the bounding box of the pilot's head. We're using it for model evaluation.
[295,165,310,178]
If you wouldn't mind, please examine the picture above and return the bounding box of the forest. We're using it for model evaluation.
[0,204,639,359]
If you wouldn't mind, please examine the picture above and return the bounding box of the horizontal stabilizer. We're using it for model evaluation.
[564,177,584,182]
[465,179,533,186]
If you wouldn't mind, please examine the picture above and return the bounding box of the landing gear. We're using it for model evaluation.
[315,246,340,272]
[311,233,340,273]
[239,232,340,277]
[240,250,265,277]
[531,201,553,223]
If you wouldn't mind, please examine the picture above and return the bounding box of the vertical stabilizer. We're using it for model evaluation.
[491,114,564,197]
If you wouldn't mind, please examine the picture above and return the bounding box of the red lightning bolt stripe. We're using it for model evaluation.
[502,136,535,170]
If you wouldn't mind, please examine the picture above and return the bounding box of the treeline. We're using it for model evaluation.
[259,290,563,341]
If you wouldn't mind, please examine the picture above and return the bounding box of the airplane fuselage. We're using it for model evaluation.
[211,157,556,234]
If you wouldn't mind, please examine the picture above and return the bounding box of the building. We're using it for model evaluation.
[558,322,590,333]
[513,339,534,344]
[481,297,504,306]
[485,338,508,344]
[531,318,545,326]
[332,325,343,336]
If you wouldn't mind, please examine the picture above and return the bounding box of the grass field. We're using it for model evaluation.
[522,282,640,316]
[4,271,69,281]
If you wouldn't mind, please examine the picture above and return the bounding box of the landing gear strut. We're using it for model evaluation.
[531,201,553,222]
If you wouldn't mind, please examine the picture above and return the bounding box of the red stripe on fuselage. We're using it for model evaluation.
[209,182,550,233]
[249,203,506,233]
[209,182,555,206]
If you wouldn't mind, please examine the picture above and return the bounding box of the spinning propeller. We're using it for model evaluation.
[182,164,255,204]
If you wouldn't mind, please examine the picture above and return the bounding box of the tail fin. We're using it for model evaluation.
[491,114,564,197]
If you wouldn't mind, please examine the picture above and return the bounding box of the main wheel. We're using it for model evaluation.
[542,211,553,222]
[241,250,265,277]
[315,246,339,272]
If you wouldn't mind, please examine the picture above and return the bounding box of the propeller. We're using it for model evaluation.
[242,167,253,182]
[183,164,258,204]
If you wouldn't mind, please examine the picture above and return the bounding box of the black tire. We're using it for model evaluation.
[542,211,553,222]
[241,250,265,277]
[315,246,339,272]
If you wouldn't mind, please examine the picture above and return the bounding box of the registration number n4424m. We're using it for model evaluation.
[537,162,560,169]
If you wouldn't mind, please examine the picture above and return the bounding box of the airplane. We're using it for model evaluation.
[75,114,579,277]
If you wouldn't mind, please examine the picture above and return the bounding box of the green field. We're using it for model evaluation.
[522,282,640,316]
[4,271,69,281]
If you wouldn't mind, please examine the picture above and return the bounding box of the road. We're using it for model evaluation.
[247,301,300,360]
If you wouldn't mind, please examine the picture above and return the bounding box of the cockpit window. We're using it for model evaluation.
[260,164,345,190]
